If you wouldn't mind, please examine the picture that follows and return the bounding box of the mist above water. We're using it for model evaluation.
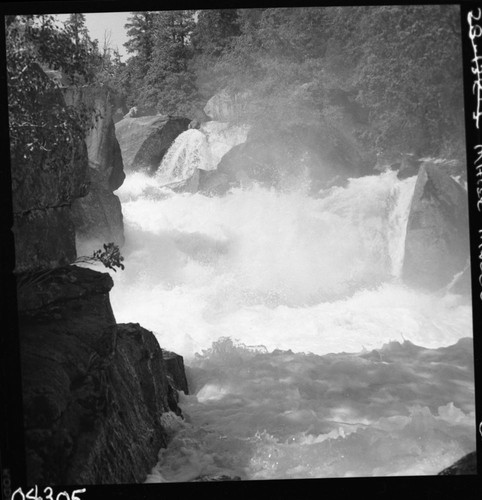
[155,122,249,187]
[101,123,474,479]
[110,169,470,360]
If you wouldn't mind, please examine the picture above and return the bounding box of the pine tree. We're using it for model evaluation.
[124,11,156,72]
[64,13,89,48]
[191,9,240,58]
[140,10,199,115]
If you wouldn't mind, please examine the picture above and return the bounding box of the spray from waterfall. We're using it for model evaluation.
[156,122,249,188]
[110,154,474,480]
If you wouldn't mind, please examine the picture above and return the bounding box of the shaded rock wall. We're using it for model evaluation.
[72,170,124,249]
[18,265,186,485]
[11,68,89,273]
[402,162,470,290]
[65,86,126,247]
[115,115,190,174]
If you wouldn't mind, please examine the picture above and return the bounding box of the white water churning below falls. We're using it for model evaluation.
[110,163,474,480]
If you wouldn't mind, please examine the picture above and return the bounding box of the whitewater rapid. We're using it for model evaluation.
[95,155,474,480]
[108,170,471,359]
[156,122,249,187]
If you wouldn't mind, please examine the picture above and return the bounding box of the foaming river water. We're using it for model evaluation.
[104,168,474,480]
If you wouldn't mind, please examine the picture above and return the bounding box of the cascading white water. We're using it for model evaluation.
[156,122,249,187]
[156,129,213,186]
[106,150,474,480]
[199,121,249,167]
[111,169,471,357]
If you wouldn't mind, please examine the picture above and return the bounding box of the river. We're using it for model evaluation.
[104,123,475,480]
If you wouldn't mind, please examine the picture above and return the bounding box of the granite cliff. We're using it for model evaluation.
[11,72,189,485]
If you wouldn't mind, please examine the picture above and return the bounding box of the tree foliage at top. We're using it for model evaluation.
[106,6,465,160]
[196,5,464,159]
[6,15,98,169]
[141,10,198,116]
[321,5,464,158]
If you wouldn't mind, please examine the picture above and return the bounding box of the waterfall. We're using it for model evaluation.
[156,129,214,186]
[112,169,469,358]
[156,121,249,187]
[199,121,249,167]
[111,161,473,480]
[387,175,417,277]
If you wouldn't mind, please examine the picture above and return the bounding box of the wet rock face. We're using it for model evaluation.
[163,350,189,395]
[115,115,190,174]
[18,266,187,485]
[402,162,469,290]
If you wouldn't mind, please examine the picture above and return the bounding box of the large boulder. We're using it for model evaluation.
[64,86,125,248]
[115,115,190,174]
[18,265,187,485]
[198,124,370,195]
[402,162,470,290]
[203,90,250,122]
[11,65,89,273]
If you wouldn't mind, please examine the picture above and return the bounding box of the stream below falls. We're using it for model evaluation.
[83,128,475,480]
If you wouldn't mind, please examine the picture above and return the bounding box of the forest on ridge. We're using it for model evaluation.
[6,6,465,174]
[117,6,465,162]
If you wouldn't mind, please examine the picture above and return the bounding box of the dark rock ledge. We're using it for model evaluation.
[18,265,188,485]
[438,452,477,475]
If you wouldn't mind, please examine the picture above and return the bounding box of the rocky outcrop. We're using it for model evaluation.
[18,265,187,485]
[438,451,476,475]
[115,115,190,174]
[64,86,125,248]
[71,170,124,249]
[198,124,370,195]
[204,90,250,122]
[397,154,422,179]
[124,105,158,119]
[11,68,189,486]
[397,156,466,182]
[402,162,470,290]
[11,66,89,273]
[163,351,189,395]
